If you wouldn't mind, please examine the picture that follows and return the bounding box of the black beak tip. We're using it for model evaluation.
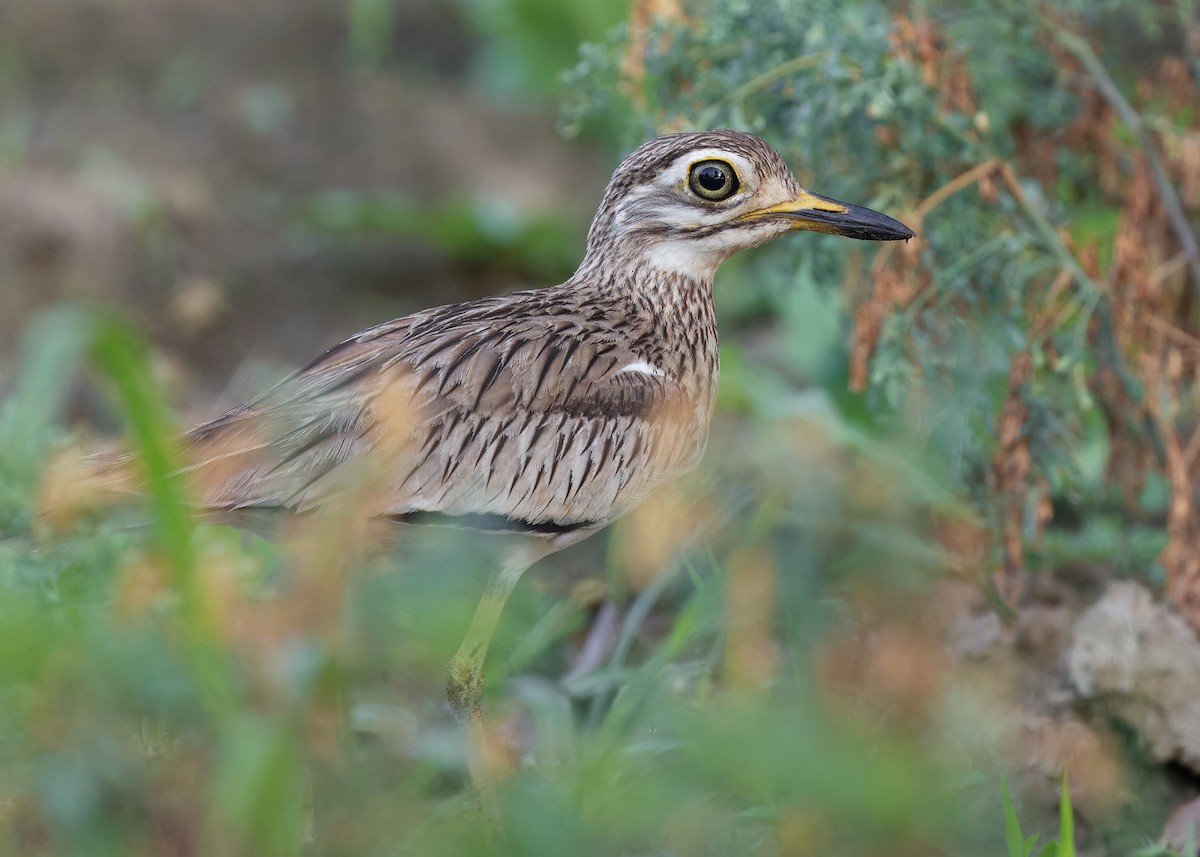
[839,220,914,241]
[861,210,915,242]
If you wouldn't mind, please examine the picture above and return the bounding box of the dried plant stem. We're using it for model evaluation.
[913,159,1000,221]
[1047,21,1200,295]
[1151,252,1192,289]
[1145,313,1200,353]
[1183,423,1200,470]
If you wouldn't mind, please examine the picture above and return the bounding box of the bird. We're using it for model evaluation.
[132,130,913,728]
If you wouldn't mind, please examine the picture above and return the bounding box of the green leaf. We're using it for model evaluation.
[1001,775,1027,857]
[1056,770,1076,857]
[90,317,194,580]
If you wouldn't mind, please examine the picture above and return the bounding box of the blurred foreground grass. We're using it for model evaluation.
[0,308,1000,856]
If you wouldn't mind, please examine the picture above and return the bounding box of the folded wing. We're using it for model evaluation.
[186,289,700,534]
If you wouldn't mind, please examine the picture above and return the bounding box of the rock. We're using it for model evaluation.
[1067,581,1200,772]
[1161,796,1200,854]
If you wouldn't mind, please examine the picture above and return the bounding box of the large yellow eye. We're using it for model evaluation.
[688,159,740,202]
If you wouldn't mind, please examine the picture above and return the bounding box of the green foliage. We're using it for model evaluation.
[459,0,628,97]
[563,0,1194,578]
[564,0,1047,446]
[0,304,970,854]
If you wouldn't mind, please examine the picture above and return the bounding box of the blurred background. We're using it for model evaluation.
[2,0,1200,854]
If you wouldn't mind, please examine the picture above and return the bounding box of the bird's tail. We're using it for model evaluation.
[31,445,142,533]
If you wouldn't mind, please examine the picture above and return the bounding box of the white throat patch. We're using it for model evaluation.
[642,240,723,280]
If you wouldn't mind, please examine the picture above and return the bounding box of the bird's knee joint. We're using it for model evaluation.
[447,655,485,721]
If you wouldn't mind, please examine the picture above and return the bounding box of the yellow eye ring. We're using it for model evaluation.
[688,159,740,202]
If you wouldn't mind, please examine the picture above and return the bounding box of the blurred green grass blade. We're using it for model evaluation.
[1001,774,1037,857]
[1012,770,1074,857]
[0,306,94,451]
[90,317,193,575]
[1001,775,1021,857]
[0,307,95,529]
[497,589,588,682]
[595,590,711,741]
[88,314,236,722]
[1057,770,1076,857]
[587,555,689,731]
[212,715,306,856]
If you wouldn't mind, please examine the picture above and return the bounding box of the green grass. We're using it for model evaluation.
[0,305,1008,856]
[1002,773,1075,857]
[7,303,1191,856]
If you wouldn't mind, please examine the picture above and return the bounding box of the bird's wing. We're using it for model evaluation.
[187,291,699,533]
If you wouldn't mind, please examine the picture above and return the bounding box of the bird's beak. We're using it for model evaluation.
[742,190,914,241]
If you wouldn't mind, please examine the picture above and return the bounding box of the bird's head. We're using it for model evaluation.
[580,130,913,281]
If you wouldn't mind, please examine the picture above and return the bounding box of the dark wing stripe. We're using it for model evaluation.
[437,338,490,394]
[391,511,595,535]
[531,342,561,401]
[472,351,507,410]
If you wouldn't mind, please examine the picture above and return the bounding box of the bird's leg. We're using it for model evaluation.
[446,546,543,842]
[447,546,539,723]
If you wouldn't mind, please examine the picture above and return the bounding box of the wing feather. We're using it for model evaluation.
[184,288,700,533]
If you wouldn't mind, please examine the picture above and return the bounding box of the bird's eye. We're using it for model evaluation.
[688,159,740,202]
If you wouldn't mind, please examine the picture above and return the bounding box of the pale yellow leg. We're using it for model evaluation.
[446,548,535,723]
[446,544,543,841]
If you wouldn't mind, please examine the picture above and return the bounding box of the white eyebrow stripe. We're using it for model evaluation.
[616,361,667,378]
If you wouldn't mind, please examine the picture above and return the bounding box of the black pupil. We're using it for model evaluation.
[697,165,727,191]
